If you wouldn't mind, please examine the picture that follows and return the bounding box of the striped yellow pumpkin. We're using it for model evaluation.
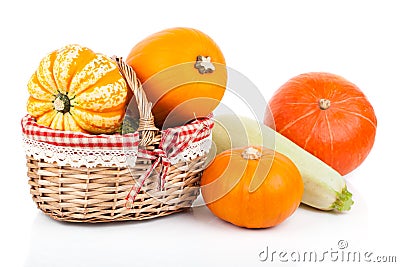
[26,44,128,134]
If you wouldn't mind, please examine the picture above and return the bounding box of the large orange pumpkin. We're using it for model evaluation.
[200,146,303,229]
[264,72,377,175]
[126,27,227,129]
[27,44,128,134]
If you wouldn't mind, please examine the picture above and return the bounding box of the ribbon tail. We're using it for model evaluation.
[125,158,160,209]
[159,162,169,190]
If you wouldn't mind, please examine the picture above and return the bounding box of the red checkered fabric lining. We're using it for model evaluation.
[21,114,213,152]
[21,115,139,150]
[159,116,213,157]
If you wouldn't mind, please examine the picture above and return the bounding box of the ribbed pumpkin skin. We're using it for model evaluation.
[264,72,377,175]
[200,147,303,229]
[126,27,227,129]
[27,44,128,134]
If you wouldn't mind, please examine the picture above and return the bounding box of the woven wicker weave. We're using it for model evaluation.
[24,57,210,223]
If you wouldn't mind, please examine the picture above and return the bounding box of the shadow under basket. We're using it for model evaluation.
[26,154,206,223]
[22,57,213,223]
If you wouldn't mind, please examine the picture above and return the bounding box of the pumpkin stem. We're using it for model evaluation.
[53,93,71,113]
[194,56,215,74]
[319,98,331,110]
[241,146,262,160]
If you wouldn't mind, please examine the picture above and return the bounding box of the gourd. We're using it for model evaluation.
[201,146,303,229]
[126,27,227,129]
[264,72,377,175]
[26,44,128,134]
[212,114,353,212]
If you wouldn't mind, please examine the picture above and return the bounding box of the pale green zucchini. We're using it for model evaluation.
[212,114,353,212]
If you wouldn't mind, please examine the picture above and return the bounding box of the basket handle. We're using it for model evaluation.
[112,56,159,146]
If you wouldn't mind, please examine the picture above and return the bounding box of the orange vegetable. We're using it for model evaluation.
[264,72,377,175]
[200,146,303,229]
[126,27,227,129]
[27,44,128,134]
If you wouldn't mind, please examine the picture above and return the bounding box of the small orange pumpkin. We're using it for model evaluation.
[26,44,128,134]
[126,27,227,129]
[200,146,303,229]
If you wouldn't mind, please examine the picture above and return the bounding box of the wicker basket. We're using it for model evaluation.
[22,57,213,223]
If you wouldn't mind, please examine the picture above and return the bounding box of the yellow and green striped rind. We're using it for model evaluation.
[26,44,128,134]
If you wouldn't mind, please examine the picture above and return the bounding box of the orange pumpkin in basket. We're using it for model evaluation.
[26,44,128,134]
[264,72,377,175]
[200,146,303,229]
[126,27,227,129]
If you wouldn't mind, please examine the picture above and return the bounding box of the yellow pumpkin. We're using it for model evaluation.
[26,44,128,134]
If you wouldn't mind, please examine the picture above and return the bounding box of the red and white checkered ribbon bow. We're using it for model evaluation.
[125,117,213,206]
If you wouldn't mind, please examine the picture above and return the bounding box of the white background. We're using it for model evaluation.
[1,0,399,266]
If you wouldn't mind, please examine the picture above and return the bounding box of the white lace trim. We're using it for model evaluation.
[23,137,138,168]
[168,136,212,165]
[23,135,212,168]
